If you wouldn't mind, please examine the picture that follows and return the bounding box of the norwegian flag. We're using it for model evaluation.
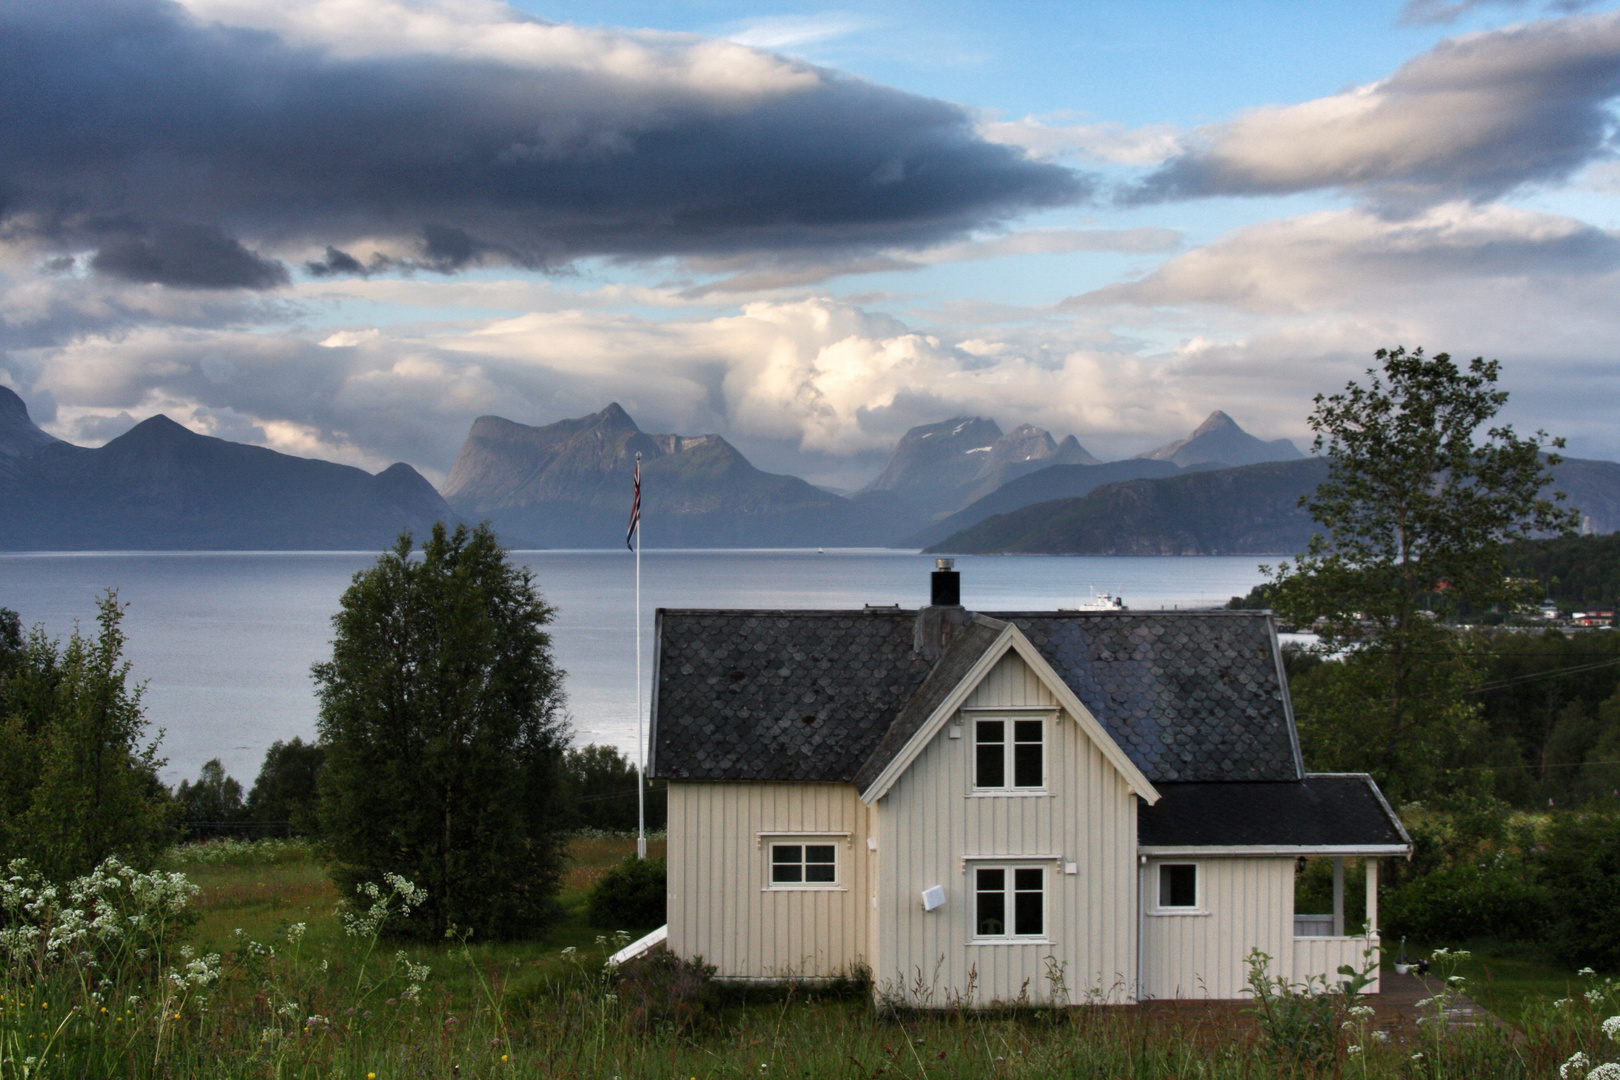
[626,454,641,550]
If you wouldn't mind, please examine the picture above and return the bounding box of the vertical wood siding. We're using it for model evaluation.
[1293,935,1381,992]
[1140,858,1294,999]
[873,653,1139,1006]
[667,781,870,979]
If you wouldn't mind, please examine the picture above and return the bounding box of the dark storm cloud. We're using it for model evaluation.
[0,0,1086,285]
[1122,11,1620,207]
[90,224,290,289]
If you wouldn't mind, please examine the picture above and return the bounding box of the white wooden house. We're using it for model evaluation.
[648,562,1410,1004]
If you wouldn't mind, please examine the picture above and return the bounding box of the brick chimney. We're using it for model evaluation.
[916,558,967,659]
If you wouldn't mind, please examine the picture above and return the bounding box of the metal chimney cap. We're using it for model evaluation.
[935,557,955,571]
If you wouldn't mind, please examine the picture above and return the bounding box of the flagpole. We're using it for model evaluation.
[634,452,646,860]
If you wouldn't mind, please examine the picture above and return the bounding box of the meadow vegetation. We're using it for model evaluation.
[4,832,1620,1080]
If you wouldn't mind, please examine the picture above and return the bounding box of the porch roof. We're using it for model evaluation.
[1137,774,1412,855]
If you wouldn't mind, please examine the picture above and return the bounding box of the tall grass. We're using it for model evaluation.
[5,840,1620,1079]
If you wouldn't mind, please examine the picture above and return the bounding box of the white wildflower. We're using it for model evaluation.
[1581,968,1598,977]
[1564,1051,1591,1080]
[1589,1064,1620,1080]
[1372,1030,1389,1043]
[1348,1005,1374,1018]
[1448,974,1465,985]
[561,946,577,956]
[285,923,306,945]
[1557,998,1575,1009]
[1345,1045,1362,1056]
[1592,989,1607,1004]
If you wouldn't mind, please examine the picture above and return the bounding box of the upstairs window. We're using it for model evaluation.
[974,865,1045,938]
[974,718,1044,789]
[770,843,837,887]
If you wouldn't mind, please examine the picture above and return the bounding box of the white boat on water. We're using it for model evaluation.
[1072,590,1126,611]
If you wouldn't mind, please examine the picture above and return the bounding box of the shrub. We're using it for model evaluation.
[163,836,321,869]
[1540,809,1620,968]
[588,855,666,930]
[1382,852,1551,944]
[610,948,718,1033]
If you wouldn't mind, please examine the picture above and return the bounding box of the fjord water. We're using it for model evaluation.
[0,549,1269,784]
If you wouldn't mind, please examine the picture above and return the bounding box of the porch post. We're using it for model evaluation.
[1332,856,1345,936]
[1365,858,1378,935]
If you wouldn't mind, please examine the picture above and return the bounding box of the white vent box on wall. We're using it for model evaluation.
[920,885,946,911]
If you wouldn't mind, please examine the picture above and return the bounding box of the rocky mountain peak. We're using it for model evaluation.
[1139,410,1301,468]
[0,386,62,462]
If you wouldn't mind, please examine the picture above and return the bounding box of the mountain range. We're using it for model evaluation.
[440,403,885,547]
[8,386,1616,556]
[857,417,1101,522]
[0,386,452,550]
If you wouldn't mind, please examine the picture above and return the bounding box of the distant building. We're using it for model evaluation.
[648,561,1410,1005]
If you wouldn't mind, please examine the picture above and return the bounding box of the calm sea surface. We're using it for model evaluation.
[0,549,1269,785]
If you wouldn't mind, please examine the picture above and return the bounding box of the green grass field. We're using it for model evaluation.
[3,836,1616,1080]
[166,832,671,1006]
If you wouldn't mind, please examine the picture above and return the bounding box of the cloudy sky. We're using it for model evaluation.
[5,0,1620,488]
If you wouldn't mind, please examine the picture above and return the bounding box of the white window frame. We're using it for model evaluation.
[763,836,843,891]
[969,712,1048,794]
[969,862,1050,943]
[1149,860,1207,916]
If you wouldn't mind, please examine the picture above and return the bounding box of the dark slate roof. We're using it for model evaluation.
[1137,775,1411,849]
[650,607,1303,785]
[849,616,1007,793]
[649,610,940,783]
[1010,612,1302,783]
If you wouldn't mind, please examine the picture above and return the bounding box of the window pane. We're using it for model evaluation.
[976,877,1006,936]
[975,748,1003,788]
[1014,887,1043,936]
[1014,867,1043,891]
[1013,720,1042,743]
[805,845,836,883]
[773,845,801,864]
[772,862,802,883]
[977,720,1005,744]
[1161,864,1197,907]
[1013,743,1042,787]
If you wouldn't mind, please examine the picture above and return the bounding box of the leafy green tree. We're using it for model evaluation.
[0,592,176,877]
[560,744,666,832]
[246,737,325,837]
[175,758,249,837]
[1270,348,1577,798]
[314,523,570,940]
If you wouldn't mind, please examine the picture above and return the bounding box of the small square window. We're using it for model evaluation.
[974,864,1045,938]
[769,841,838,887]
[974,718,1043,790]
[1159,863,1198,909]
